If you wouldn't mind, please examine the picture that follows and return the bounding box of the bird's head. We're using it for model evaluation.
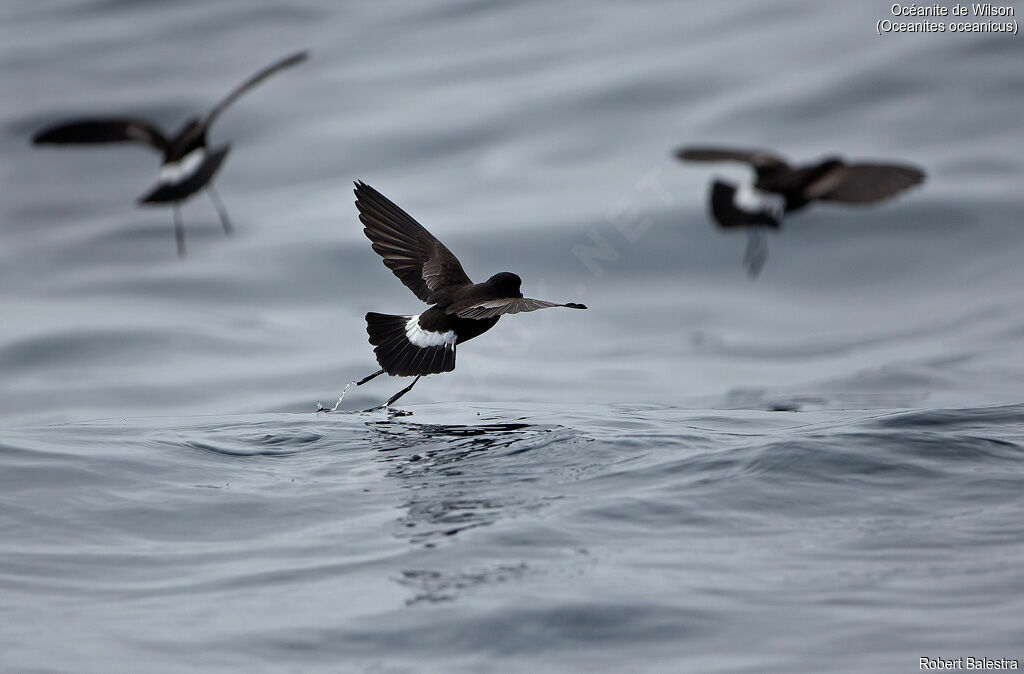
[487,272,523,298]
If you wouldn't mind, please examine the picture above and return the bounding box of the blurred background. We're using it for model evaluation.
[2,2,1023,672]
[3,0,1022,423]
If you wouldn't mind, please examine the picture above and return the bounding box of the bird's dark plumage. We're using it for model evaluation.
[676,145,926,277]
[813,164,926,204]
[355,181,471,304]
[354,181,586,379]
[32,50,308,172]
[709,181,781,230]
[138,146,230,204]
[200,50,309,131]
[32,119,169,152]
[366,311,457,377]
[31,50,309,254]
[447,296,588,320]
[676,147,785,170]
[676,145,926,214]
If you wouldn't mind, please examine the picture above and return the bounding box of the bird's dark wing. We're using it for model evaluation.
[355,181,472,304]
[448,297,587,320]
[675,146,789,170]
[813,163,926,204]
[201,50,309,128]
[32,119,168,152]
[796,161,850,200]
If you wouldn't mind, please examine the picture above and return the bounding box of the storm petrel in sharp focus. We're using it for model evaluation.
[675,146,926,276]
[329,181,587,410]
[31,50,308,257]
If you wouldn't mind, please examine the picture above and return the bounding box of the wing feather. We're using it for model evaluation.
[449,297,587,320]
[817,164,926,204]
[32,118,168,152]
[675,146,788,169]
[355,181,472,303]
[201,50,309,128]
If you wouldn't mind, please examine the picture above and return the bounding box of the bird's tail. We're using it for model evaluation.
[365,312,456,377]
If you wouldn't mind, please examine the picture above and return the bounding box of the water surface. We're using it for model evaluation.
[2,1,1023,671]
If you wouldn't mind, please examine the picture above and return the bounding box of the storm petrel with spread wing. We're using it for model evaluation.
[675,146,926,276]
[32,50,308,256]
[327,181,587,410]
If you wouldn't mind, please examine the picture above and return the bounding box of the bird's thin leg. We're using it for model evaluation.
[206,184,233,236]
[317,369,386,412]
[383,376,420,409]
[743,227,768,279]
[356,369,386,386]
[173,205,186,258]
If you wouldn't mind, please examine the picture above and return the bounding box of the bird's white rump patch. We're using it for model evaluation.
[405,315,456,349]
[735,183,785,220]
[158,148,207,185]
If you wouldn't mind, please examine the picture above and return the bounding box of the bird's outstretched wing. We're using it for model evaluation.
[449,297,587,320]
[32,119,169,153]
[355,181,472,304]
[813,163,925,204]
[675,146,789,170]
[201,50,309,128]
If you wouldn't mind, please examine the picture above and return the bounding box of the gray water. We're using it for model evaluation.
[2,1,1023,672]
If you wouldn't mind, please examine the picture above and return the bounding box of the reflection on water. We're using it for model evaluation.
[371,421,568,544]
[2,403,1024,671]
[397,563,530,606]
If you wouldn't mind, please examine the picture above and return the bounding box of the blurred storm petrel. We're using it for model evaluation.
[326,181,587,410]
[31,50,308,256]
[675,146,926,276]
